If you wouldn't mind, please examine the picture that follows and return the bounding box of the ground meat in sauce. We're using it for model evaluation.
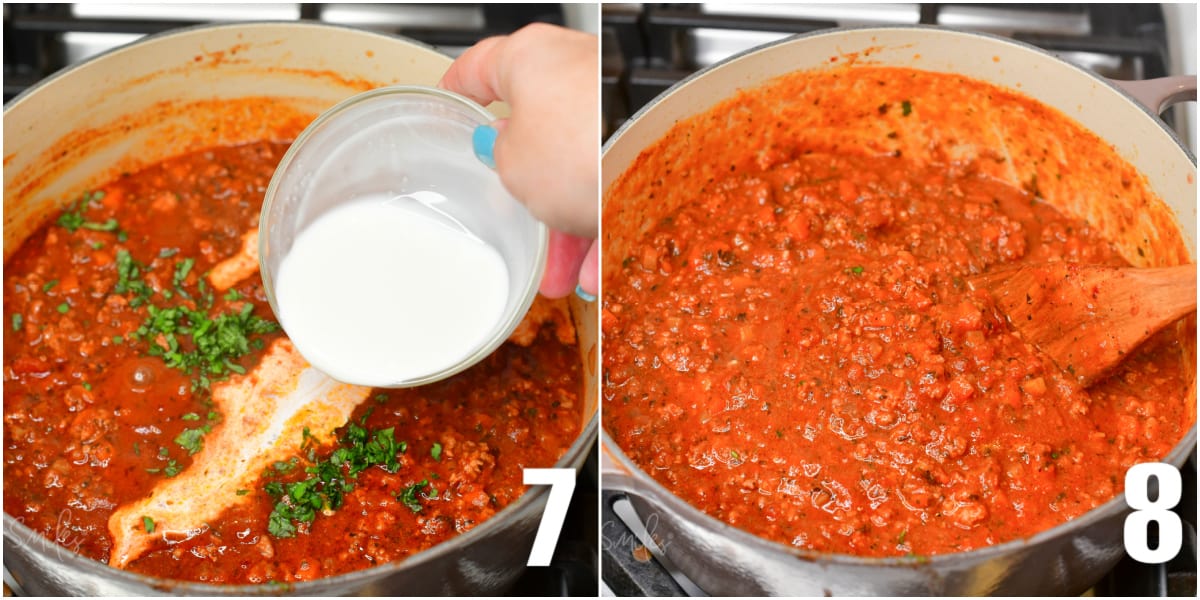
[603,152,1192,557]
[4,141,582,583]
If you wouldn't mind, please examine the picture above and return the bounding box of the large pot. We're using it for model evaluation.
[3,22,599,596]
[601,26,1196,596]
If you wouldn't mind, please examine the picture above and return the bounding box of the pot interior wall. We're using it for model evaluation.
[4,23,474,261]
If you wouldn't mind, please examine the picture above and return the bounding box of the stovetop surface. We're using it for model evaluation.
[602,2,1193,145]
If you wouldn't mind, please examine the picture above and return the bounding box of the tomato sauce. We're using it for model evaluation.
[603,69,1193,557]
[4,141,582,583]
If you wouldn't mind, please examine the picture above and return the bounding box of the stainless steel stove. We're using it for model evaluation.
[600,3,1197,596]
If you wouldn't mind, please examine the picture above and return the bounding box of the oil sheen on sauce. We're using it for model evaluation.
[274,191,509,386]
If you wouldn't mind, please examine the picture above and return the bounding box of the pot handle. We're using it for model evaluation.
[1111,75,1197,114]
[3,565,28,596]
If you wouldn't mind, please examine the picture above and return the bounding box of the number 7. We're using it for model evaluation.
[524,468,576,566]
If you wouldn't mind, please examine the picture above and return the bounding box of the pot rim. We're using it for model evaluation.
[2,20,443,112]
[3,20,600,594]
[601,24,1197,573]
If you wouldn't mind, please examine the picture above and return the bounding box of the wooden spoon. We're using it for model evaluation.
[969,263,1196,387]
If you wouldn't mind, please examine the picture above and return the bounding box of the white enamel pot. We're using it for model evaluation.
[4,22,599,596]
[601,26,1195,596]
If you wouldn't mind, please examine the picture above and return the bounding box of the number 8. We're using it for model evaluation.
[1123,462,1183,564]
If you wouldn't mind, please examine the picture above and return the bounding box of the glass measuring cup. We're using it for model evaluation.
[259,86,548,387]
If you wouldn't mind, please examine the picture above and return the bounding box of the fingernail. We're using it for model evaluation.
[472,124,498,169]
[575,284,596,303]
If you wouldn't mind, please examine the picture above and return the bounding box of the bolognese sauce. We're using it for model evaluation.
[4,141,582,582]
[602,68,1193,557]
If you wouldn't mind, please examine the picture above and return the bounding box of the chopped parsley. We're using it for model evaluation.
[236,489,250,496]
[266,476,332,538]
[57,211,85,233]
[223,289,242,302]
[56,190,112,233]
[146,458,182,477]
[172,258,195,289]
[114,249,153,305]
[333,422,405,477]
[12,313,22,332]
[175,425,213,455]
[181,412,200,421]
[901,100,913,116]
[264,420,409,538]
[136,302,279,390]
[81,218,119,232]
[431,442,443,461]
[158,247,179,258]
[42,279,59,292]
[272,458,298,474]
[267,508,298,538]
[56,302,70,314]
[398,479,430,513]
[143,516,155,534]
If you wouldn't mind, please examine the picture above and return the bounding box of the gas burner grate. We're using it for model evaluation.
[601,3,1178,138]
[601,490,692,597]
[513,449,600,597]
